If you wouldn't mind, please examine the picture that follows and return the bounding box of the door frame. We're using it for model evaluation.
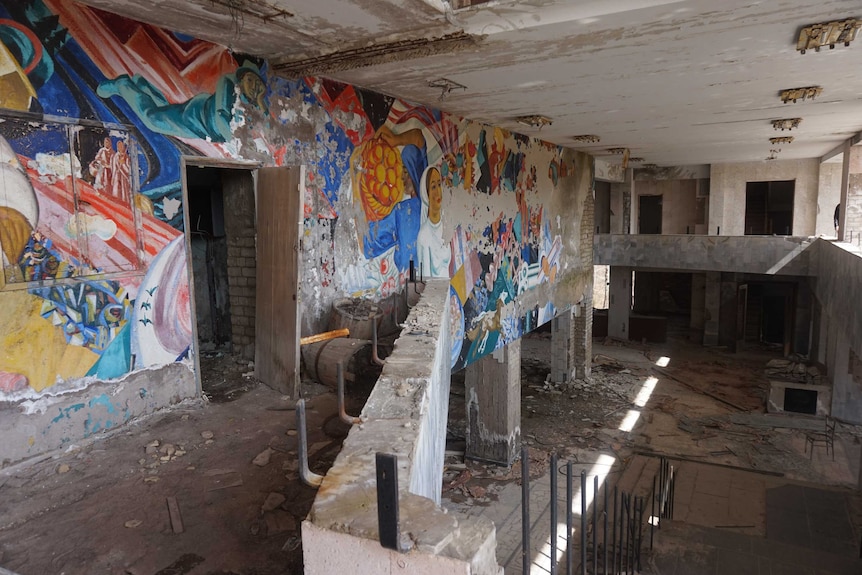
[180,157,261,395]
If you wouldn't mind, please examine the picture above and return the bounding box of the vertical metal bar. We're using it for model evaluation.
[296,399,324,487]
[592,475,598,573]
[581,470,587,575]
[620,494,627,574]
[375,453,400,551]
[551,453,558,575]
[567,462,573,575]
[650,476,656,550]
[603,480,608,575]
[670,465,675,520]
[637,497,645,572]
[612,487,618,575]
[522,447,530,575]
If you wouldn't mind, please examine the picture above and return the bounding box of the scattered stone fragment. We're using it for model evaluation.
[286,430,297,437]
[143,477,159,484]
[175,450,186,457]
[282,460,298,473]
[200,431,214,440]
[57,464,70,474]
[160,456,171,462]
[124,519,142,528]
[160,444,176,457]
[262,492,286,512]
[253,448,273,467]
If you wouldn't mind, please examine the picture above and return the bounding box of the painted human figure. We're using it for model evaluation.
[89,137,114,191]
[110,140,131,203]
[417,166,450,277]
[97,66,267,143]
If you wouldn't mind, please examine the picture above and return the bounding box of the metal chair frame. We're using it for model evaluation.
[804,416,836,461]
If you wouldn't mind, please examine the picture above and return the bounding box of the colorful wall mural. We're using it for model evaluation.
[0,1,592,410]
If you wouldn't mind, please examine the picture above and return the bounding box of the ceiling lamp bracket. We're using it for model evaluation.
[797,18,861,53]
[515,114,553,129]
[779,86,822,104]
[772,118,802,131]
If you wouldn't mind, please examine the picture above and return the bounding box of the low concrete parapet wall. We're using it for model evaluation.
[302,279,501,574]
[594,234,818,276]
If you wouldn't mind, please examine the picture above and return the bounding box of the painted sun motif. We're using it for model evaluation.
[355,137,404,221]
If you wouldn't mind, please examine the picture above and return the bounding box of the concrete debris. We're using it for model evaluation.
[200,431,214,440]
[57,463,70,474]
[261,492,286,512]
[765,359,822,385]
[253,448,274,467]
[124,519,142,528]
[160,443,176,457]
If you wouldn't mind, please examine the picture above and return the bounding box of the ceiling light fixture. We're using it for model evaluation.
[515,114,553,129]
[641,163,658,170]
[428,78,467,101]
[770,136,794,145]
[571,134,601,143]
[780,86,822,104]
[605,147,627,155]
[797,18,860,54]
[772,118,802,131]
[628,157,645,163]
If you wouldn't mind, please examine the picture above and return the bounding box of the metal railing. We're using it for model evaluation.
[521,449,676,574]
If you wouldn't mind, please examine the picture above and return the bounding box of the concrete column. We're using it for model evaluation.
[551,310,572,384]
[465,340,521,466]
[608,266,632,340]
[703,271,720,346]
[843,144,862,242]
[550,298,593,384]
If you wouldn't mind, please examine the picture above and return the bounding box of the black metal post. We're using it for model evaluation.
[581,470,587,575]
[551,453,558,575]
[612,487,618,575]
[650,476,656,550]
[603,479,608,575]
[375,453,400,551]
[522,446,530,575]
[567,462,573,575]
[593,474,598,573]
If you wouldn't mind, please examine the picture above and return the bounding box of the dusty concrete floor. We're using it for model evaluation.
[441,324,862,574]
[1,324,861,574]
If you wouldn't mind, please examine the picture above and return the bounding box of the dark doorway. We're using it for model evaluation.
[185,166,257,400]
[639,195,662,234]
[595,180,611,234]
[784,387,817,415]
[745,180,794,235]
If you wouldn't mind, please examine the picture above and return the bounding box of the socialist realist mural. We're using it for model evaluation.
[0,0,592,404]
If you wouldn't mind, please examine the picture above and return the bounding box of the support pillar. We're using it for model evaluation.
[842,144,862,242]
[703,271,720,346]
[465,340,521,466]
[608,266,632,341]
[550,297,593,384]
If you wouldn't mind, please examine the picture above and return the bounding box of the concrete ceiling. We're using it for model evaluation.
[78,0,862,167]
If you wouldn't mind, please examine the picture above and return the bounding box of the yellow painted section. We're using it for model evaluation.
[0,41,37,112]
[0,291,97,392]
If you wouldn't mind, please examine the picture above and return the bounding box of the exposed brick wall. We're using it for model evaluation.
[222,171,257,359]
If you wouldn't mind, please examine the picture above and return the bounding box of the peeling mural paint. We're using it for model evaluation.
[0,1,591,425]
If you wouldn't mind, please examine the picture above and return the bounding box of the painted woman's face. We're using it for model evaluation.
[427,167,442,222]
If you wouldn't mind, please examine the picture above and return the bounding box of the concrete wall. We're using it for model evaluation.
[812,241,862,423]
[304,280,500,573]
[634,179,698,235]
[710,159,820,236]
[818,162,842,236]
[0,3,593,465]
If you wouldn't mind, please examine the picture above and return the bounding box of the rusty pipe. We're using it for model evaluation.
[371,319,385,366]
[337,361,361,425]
[296,399,324,488]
